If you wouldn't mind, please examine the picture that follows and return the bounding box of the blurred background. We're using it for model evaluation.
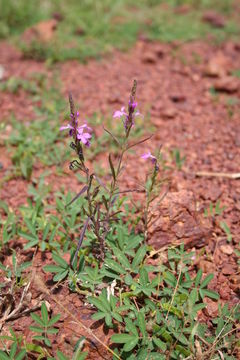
[0,0,239,63]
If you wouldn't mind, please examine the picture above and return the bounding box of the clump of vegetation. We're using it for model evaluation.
[0,81,239,359]
[0,0,239,62]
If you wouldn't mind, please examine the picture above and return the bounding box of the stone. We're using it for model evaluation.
[214,76,239,93]
[169,93,186,103]
[204,298,219,317]
[142,51,157,64]
[148,190,211,249]
[202,11,225,28]
[221,263,235,275]
[197,260,215,273]
[161,107,177,119]
[204,53,230,77]
[21,19,58,45]
[219,244,233,255]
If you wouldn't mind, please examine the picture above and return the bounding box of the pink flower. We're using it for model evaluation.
[76,124,92,147]
[60,124,74,131]
[113,105,142,129]
[60,115,93,147]
[60,123,74,136]
[141,151,157,164]
[113,107,128,119]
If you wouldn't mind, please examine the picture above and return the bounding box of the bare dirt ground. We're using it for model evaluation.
[0,38,240,358]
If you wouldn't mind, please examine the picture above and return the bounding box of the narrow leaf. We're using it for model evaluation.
[109,154,116,181]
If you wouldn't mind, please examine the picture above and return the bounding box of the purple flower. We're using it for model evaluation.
[60,124,74,131]
[128,100,137,110]
[141,151,157,164]
[60,123,74,136]
[60,111,79,137]
[113,105,142,130]
[60,113,93,147]
[113,107,128,119]
[77,124,92,147]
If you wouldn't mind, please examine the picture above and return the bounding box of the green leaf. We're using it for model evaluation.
[23,238,39,249]
[175,344,191,356]
[52,253,69,269]
[48,314,61,326]
[19,231,38,242]
[104,258,126,274]
[216,318,225,337]
[0,350,10,360]
[88,296,110,313]
[41,302,49,324]
[125,235,143,251]
[42,224,50,241]
[29,326,44,333]
[53,269,68,282]
[153,337,167,351]
[15,350,26,360]
[132,246,147,270]
[30,313,45,326]
[112,312,123,322]
[91,312,106,321]
[163,271,177,287]
[100,268,121,280]
[43,265,64,273]
[105,313,112,327]
[200,274,214,289]
[44,337,51,347]
[24,218,37,235]
[46,328,59,334]
[195,269,202,287]
[124,274,133,285]
[137,312,146,338]
[123,336,139,352]
[19,261,32,271]
[112,247,131,270]
[56,351,68,360]
[139,268,149,286]
[189,288,198,305]
[200,289,219,301]
[9,342,17,359]
[125,318,138,336]
[111,333,138,343]
[193,303,206,313]
[33,335,45,341]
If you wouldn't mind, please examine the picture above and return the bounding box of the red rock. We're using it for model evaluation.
[202,11,225,28]
[197,260,215,273]
[213,77,239,93]
[219,285,231,300]
[204,298,219,317]
[204,53,230,77]
[21,19,58,45]
[221,263,235,275]
[142,51,157,64]
[148,190,211,249]
[169,93,186,103]
[219,244,233,255]
[161,107,177,119]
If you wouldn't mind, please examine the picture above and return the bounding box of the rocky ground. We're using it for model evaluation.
[0,37,240,358]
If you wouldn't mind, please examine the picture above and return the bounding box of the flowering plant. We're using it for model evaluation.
[60,81,160,262]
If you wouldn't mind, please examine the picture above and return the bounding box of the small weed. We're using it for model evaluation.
[171,148,186,170]
[220,221,232,242]
[204,200,225,218]
[29,302,60,348]
[0,251,31,287]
